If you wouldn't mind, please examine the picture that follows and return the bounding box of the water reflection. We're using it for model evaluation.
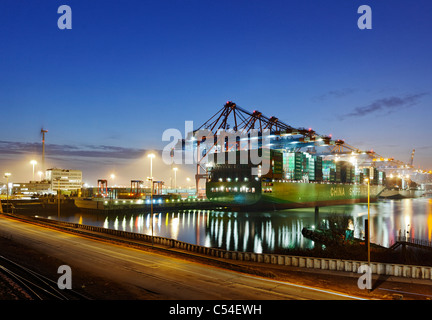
[42,197,432,254]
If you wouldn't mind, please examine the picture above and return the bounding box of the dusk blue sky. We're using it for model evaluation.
[0,0,431,184]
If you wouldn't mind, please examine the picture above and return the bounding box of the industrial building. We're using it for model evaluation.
[45,168,83,192]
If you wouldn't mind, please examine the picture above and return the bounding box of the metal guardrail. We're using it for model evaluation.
[4,212,432,280]
[396,236,432,248]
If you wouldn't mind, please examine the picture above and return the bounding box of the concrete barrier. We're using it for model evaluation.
[11,214,432,281]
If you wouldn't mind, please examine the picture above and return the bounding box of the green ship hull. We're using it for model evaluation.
[206,181,385,210]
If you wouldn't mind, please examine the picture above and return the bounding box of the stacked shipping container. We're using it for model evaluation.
[283,152,323,181]
[208,149,385,186]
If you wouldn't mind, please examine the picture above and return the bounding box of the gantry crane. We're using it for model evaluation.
[180,101,419,193]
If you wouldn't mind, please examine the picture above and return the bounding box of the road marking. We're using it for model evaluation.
[378,287,432,298]
[242,275,368,300]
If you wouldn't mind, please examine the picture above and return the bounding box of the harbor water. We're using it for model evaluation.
[38,197,432,254]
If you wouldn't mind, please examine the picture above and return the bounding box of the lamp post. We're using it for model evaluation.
[147,176,154,247]
[148,153,155,187]
[4,173,11,213]
[110,174,116,199]
[173,167,178,191]
[56,178,61,218]
[147,153,156,247]
[365,177,371,266]
[30,160,37,181]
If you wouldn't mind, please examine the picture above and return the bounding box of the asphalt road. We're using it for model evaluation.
[0,215,364,300]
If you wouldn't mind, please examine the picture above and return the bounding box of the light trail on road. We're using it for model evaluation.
[0,215,365,300]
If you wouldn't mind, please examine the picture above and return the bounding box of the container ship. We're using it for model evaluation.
[206,149,386,210]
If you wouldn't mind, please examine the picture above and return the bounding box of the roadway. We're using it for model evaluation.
[0,215,364,300]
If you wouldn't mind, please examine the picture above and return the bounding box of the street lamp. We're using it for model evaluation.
[30,160,37,181]
[365,177,371,267]
[148,153,155,187]
[4,173,11,213]
[147,176,154,247]
[110,174,116,199]
[56,178,61,218]
[147,153,156,247]
[173,167,178,191]
[37,171,43,182]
